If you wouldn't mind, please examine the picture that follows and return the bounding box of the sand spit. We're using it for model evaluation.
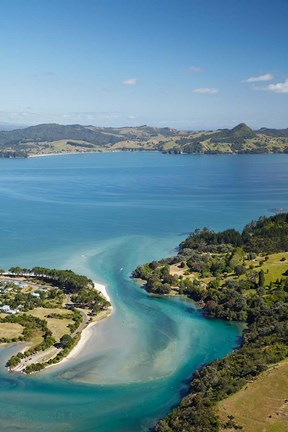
[48,281,113,367]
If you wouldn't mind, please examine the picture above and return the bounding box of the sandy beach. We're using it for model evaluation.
[8,282,113,372]
[94,281,111,303]
[29,151,104,158]
[55,281,113,365]
[29,152,86,158]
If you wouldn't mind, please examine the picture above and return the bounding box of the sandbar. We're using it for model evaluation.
[94,281,111,303]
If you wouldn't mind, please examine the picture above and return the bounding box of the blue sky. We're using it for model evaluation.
[0,0,287,129]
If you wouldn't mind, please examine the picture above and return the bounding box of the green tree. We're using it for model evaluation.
[8,266,24,275]
[59,334,74,349]
[258,269,265,287]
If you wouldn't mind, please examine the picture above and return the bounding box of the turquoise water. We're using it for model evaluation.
[0,152,287,431]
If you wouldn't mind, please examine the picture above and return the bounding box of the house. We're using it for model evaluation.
[13,281,28,288]
[0,305,18,314]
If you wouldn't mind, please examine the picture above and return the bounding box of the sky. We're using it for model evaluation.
[0,0,287,130]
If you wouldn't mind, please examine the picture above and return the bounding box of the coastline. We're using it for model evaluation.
[29,151,103,158]
[28,149,131,158]
[8,280,113,373]
[94,281,111,303]
[28,150,159,159]
[47,281,113,368]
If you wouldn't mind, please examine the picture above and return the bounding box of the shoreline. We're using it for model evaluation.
[7,280,113,373]
[29,151,104,158]
[28,150,157,158]
[94,281,111,303]
[46,281,113,369]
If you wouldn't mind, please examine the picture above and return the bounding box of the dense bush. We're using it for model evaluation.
[132,214,288,431]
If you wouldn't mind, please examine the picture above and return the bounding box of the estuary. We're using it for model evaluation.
[0,152,287,431]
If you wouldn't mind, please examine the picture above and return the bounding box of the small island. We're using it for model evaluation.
[133,213,288,431]
[0,267,112,374]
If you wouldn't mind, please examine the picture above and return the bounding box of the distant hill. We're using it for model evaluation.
[0,122,287,157]
[214,122,255,139]
[207,123,256,152]
[0,123,121,147]
[256,127,288,137]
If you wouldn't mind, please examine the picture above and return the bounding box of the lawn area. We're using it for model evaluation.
[29,307,71,319]
[169,264,186,276]
[29,307,74,342]
[29,332,44,348]
[45,317,73,341]
[171,252,288,288]
[259,252,288,284]
[218,360,288,432]
[0,323,23,339]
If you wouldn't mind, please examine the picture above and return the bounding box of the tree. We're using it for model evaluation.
[8,266,24,275]
[247,270,258,285]
[60,334,74,349]
[258,269,265,287]
[234,264,246,275]
[228,247,245,270]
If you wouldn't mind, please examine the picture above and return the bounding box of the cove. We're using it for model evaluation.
[0,152,287,431]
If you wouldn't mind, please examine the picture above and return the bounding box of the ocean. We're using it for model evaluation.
[0,152,287,431]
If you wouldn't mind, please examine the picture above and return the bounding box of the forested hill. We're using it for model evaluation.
[0,122,288,157]
[132,213,288,431]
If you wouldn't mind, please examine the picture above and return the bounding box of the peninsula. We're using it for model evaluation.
[133,213,288,431]
[0,267,112,374]
[0,122,288,158]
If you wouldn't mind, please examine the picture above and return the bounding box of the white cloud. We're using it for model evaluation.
[261,78,288,93]
[0,110,123,125]
[122,78,138,85]
[189,66,202,73]
[193,87,219,94]
[243,73,273,83]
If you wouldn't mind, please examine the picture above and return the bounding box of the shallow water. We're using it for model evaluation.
[0,152,287,431]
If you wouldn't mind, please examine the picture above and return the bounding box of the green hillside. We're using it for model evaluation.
[257,127,288,137]
[0,122,288,157]
[133,213,288,432]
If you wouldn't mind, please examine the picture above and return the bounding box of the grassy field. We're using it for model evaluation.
[255,252,288,284]
[28,139,104,155]
[0,323,23,339]
[169,251,288,289]
[29,307,73,342]
[161,141,179,150]
[169,264,186,276]
[218,360,288,432]
[110,140,142,149]
[44,317,73,341]
[29,332,44,348]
